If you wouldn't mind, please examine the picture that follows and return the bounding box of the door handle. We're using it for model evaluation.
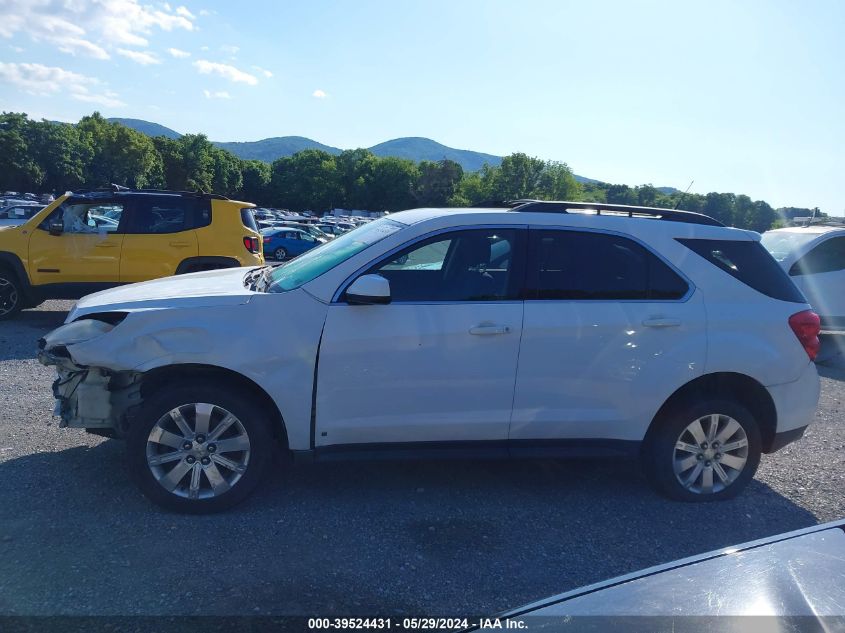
[642,317,681,328]
[469,324,512,336]
[169,241,191,247]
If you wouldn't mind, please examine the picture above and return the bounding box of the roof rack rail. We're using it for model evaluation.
[69,186,229,200]
[505,199,724,227]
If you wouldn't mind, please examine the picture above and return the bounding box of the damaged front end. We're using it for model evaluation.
[37,317,142,438]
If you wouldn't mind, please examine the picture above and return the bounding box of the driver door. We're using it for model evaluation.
[315,227,527,447]
[28,200,125,286]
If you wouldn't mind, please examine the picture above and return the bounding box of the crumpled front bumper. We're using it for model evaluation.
[37,347,141,433]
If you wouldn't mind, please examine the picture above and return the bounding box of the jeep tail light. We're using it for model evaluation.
[788,310,821,361]
[243,236,260,254]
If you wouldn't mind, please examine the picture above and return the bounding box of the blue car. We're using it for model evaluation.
[261,227,324,261]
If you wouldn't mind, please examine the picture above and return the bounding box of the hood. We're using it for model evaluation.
[490,520,845,626]
[68,266,259,321]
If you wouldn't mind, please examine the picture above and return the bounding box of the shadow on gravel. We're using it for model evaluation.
[0,439,820,617]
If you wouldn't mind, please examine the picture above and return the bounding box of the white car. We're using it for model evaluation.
[0,203,43,227]
[37,201,821,512]
[762,225,845,327]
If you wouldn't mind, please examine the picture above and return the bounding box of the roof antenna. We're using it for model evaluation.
[673,180,695,210]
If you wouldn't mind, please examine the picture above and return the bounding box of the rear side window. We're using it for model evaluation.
[127,196,211,234]
[528,230,689,300]
[789,237,845,276]
[677,238,805,303]
[241,208,258,232]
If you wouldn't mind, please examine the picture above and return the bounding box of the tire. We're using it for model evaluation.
[126,381,275,513]
[273,247,287,261]
[0,268,23,320]
[642,399,762,502]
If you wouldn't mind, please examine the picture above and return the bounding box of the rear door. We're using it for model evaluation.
[510,228,706,445]
[789,235,845,320]
[119,196,201,282]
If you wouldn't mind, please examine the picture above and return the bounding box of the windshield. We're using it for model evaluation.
[267,218,404,292]
[760,231,820,261]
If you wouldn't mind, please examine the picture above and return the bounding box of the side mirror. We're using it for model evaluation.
[346,274,391,305]
[48,220,64,236]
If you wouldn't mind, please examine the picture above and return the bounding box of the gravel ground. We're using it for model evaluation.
[0,301,843,617]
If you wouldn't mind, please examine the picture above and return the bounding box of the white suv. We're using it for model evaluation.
[37,200,821,512]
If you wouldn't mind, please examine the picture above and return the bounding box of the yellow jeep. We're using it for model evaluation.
[0,188,264,318]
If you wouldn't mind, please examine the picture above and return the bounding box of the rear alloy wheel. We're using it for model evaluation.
[127,383,274,513]
[643,399,761,501]
[0,272,22,320]
[274,247,287,261]
[673,414,749,494]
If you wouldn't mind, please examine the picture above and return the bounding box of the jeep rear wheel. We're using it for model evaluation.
[126,382,274,513]
[0,270,22,320]
[643,399,762,501]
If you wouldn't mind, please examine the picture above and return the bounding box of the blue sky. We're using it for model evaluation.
[1,0,843,214]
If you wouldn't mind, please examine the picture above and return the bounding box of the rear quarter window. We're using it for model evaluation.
[677,238,805,303]
[240,208,258,232]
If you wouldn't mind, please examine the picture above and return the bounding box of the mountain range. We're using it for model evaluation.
[107,117,677,191]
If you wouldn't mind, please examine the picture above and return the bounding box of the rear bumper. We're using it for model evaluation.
[765,361,820,451]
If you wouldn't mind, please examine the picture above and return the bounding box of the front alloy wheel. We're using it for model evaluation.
[146,403,251,500]
[127,382,274,512]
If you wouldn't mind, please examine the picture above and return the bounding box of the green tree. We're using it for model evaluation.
[177,134,215,191]
[269,149,341,212]
[335,148,378,209]
[535,161,581,200]
[239,159,271,204]
[415,159,463,207]
[0,112,43,191]
[368,156,418,211]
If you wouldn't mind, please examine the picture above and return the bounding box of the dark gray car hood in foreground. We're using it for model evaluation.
[475,520,845,631]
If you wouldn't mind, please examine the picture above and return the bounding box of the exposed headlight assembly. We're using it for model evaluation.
[39,318,118,351]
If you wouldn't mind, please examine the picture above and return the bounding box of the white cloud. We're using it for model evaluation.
[193,59,258,85]
[10,45,24,53]
[221,44,239,54]
[176,6,195,19]
[200,45,209,51]
[312,89,328,98]
[167,47,191,58]
[0,61,125,107]
[252,65,273,78]
[198,9,212,16]
[203,89,231,99]
[117,48,161,65]
[0,0,195,59]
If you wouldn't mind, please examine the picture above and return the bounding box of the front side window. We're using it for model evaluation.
[41,201,124,234]
[528,230,688,300]
[789,237,845,276]
[364,228,522,302]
